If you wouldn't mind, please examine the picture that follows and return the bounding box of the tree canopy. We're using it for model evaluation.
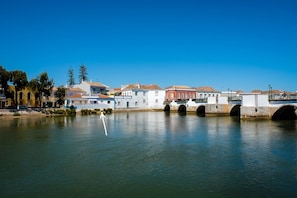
[68,67,75,86]
[79,64,88,83]
[10,70,28,107]
[0,65,10,96]
[55,86,66,106]
[28,72,54,107]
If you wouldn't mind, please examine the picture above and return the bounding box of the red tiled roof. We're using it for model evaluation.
[67,94,82,98]
[113,88,122,92]
[123,83,163,90]
[98,94,112,99]
[165,85,195,90]
[68,87,85,93]
[197,86,217,92]
[85,81,106,87]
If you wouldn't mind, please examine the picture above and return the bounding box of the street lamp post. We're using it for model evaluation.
[268,84,272,100]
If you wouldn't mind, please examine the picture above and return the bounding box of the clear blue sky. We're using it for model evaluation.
[1,0,296,92]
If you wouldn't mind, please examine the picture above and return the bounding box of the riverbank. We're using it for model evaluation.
[0,108,165,119]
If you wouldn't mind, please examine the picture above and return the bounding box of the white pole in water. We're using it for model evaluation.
[100,111,108,136]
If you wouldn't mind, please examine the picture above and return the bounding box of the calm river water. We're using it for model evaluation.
[1,112,297,197]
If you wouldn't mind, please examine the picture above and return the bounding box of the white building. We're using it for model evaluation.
[115,83,165,109]
[65,81,115,110]
[73,81,110,95]
[196,86,221,101]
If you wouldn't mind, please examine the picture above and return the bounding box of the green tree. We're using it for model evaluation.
[28,72,54,108]
[68,67,75,86]
[10,70,28,108]
[55,86,66,106]
[0,66,10,98]
[79,64,88,83]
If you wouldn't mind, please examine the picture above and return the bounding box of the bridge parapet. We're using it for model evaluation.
[166,95,296,120]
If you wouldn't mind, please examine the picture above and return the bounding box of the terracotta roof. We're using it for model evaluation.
[123,83,163,90]
[67,94,83,98]
[85,81,106,87]
[251,89,262,93]
[68,87,85,93]
[98,94,112,99]
[197,86,217,92]
[165,85,195,90]
[113,88,122,92]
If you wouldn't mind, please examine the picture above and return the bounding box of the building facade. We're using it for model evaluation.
[165,85,197,102]
[115,83,165,109]
[73,81,109,95]
[196,86,221,102]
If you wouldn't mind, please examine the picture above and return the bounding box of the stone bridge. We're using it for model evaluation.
[164,94,297,120]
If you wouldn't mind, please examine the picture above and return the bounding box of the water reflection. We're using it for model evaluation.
[0,112,297,197]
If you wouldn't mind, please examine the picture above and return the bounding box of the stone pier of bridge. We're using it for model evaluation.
[166,94,297,120]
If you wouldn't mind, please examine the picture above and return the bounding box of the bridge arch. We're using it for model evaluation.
[178,105,187,115]
[196,105,205,117]
[230,105,241,117]
[164,104,170,112]
[272,105,297,120]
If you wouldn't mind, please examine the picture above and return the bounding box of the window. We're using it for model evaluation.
[107,101,110,104]
[27,92,31,100]
[155,99,158,103]
[155,91,158,96]
[143,99,145,103]
[135,91,138,96]
[178,93,180,99]
[118,101,121,106]
[135,101,138,106]
[143,92,145,96]
[19,92,23,100]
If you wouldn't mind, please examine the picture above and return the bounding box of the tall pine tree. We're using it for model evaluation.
[79,64,88,83]
[68,67,75,86]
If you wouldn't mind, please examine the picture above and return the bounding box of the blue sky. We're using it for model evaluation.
[0,0,296,92]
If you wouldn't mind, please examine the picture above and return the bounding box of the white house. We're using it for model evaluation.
[115,83,165,109]
[196,86,221,101]
[146,85,165,109]
[65,93,115,110]
[73,81,110,95]
[65,81,115,110]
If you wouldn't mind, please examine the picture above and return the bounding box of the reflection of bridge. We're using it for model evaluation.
[164,94,297,120]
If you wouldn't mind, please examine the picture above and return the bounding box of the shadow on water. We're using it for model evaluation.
[273,120,297,133]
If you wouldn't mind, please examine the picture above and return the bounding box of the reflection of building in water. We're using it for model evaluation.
[112,112,168,136]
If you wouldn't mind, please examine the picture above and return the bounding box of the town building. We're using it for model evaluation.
[64,83,115,110]
[196,86,221,102]
[165,85,197,102]
[115,83,165,109]
[72,81,110,95]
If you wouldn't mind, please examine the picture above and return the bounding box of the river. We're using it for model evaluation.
[1,112,297,197]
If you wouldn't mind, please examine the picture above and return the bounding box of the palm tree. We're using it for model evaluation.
[28,72,54,108]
